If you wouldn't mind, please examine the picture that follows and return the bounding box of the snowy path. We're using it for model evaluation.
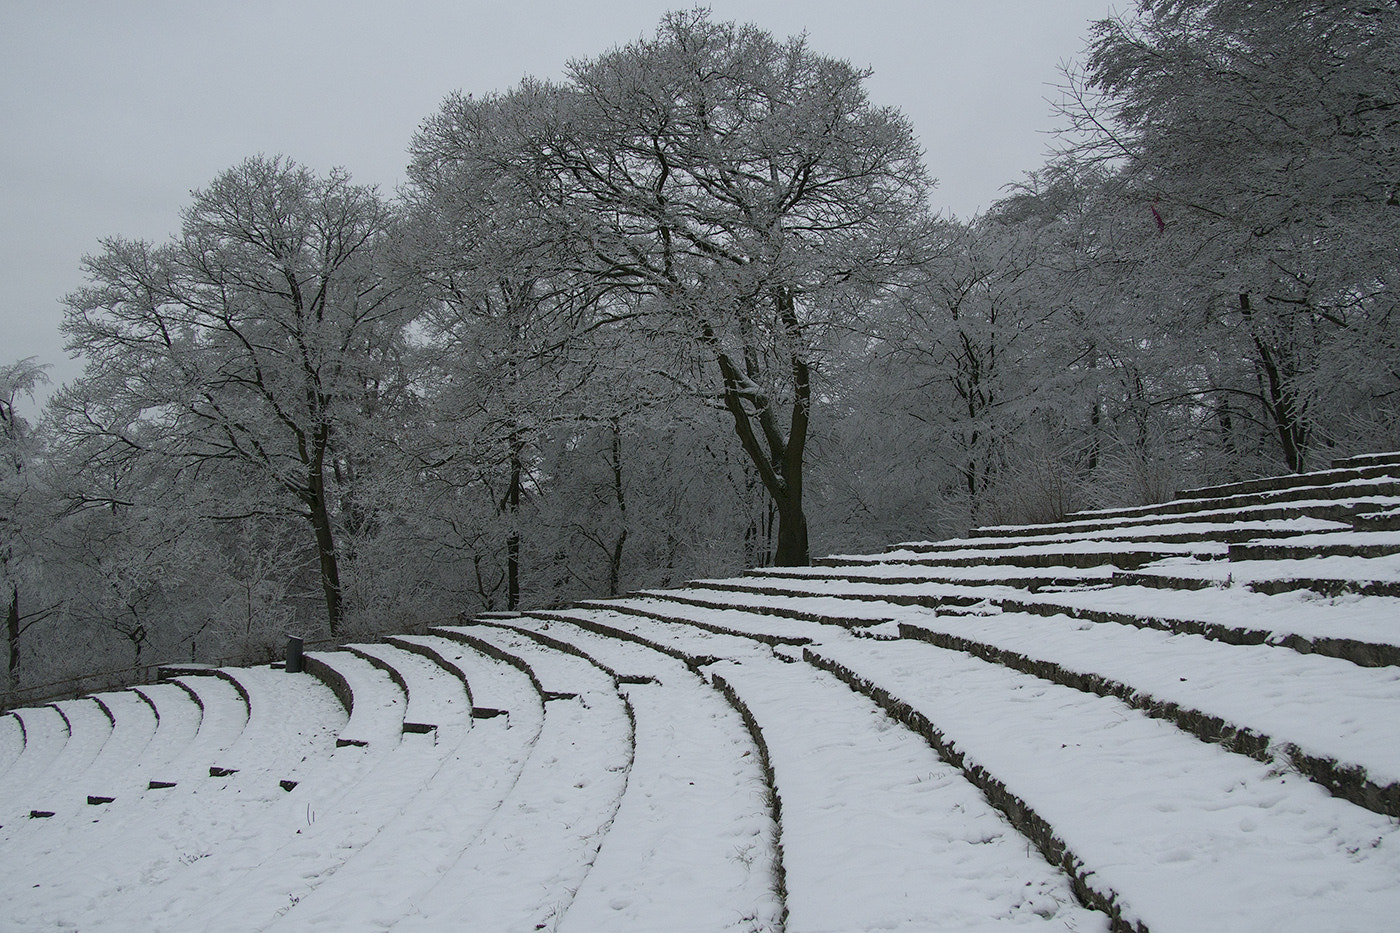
[813,637,1400,932]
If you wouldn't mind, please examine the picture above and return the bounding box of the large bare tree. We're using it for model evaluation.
[410,11,930,566]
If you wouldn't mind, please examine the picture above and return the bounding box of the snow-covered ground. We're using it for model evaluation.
[3,457,1399,931]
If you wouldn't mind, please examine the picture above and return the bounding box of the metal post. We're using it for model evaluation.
[285,636,304,674]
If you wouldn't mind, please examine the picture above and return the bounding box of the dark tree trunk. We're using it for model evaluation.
[710,291,812,567]
[7,584,19,690]
[304,455,344,635]
[606,418,627,597]
[506,434,523,611]
[1239,293,1308,472]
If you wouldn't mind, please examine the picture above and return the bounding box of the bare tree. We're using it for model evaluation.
[56,157,416,633]
[410,11,931,565]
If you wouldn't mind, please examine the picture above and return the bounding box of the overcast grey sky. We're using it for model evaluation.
[1,1,1120,408]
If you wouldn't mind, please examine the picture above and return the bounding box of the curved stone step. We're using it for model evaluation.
[76,690,160,803]
[1229,530,1400,562]
[822,542,1218,571]
[389,624,633,931]
[488,615,786,933]
[129,682,204,772]
[971,497,1394,540]
[1065,477,1400,525]
[302,651,406,749]
[807,637,1400,932]
[2,699,111,821]
[895,516,1351,554]
[0,705,69,821]
[1178,461,1400,503]
[344,642,471,735]
[1332,451,1400,470]
[257,638,547,932]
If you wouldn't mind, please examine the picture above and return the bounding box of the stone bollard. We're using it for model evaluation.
[285,635,304,674]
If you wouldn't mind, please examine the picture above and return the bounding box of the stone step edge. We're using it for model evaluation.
[574,598,818,645]
[969,501,1373,540]
[1229,542,1400,561]
[648,579,1400,670]
[1333,452,1400,470]
[1062,479,1400,526]
[818,549,1196,571]
[384,635,478,711]
[896,522,1349,554]
[802,647,1143,933]
[1174,462,1400,503]
[898,623,1399,818]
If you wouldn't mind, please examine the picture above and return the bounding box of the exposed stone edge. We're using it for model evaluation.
[803,647,1146,933]
[899,623,1400,818]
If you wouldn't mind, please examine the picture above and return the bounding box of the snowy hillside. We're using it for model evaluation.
[4,453,1400,931]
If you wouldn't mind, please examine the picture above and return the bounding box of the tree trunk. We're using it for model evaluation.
[7,584,19,690]
[305,466,344,635]
[606,418,627,597]
[506,434,523,611]
[1239,293,1307,472]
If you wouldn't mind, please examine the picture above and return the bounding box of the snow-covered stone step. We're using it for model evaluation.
[709,651,1106,932]
[578,594,819,644]
[822,540,1219,571]
[1229,529,1400,562]
[75,690,159,803]
[3,698,112,819]
[156,674,249,781]
[52,668,349,931]
[1178,461,1400,503]
[180,660,475,932]
[971,496,1396,540]
[753,562,1110,592]
[894,516,1352,554]
[495,615,785,932]
[302,651,406,748]
[258,638,547,931]
[894,609,1400,816]
[642,586,902,629]
[0,705,70,820]
[1066,476,1400,525]
[345,642,472,735]
[0,673,257,927]
[390,626,633,931]
[382,635,480,708]
[692,570,1400,667]
[1005,583,1400,668]
[129,682,203,772]
[807,636,1400,932]
[550,602,806,659]
[1333,451,1400,470]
